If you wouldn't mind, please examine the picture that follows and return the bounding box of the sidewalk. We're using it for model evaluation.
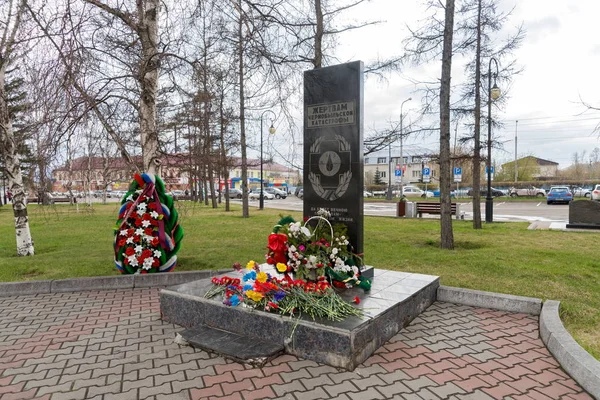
[0,288,593,400]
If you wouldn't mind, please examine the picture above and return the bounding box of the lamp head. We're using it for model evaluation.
[268,124,276,135]
[490,82,501,101]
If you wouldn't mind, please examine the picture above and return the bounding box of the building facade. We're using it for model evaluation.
[51,154,300,193]
[363,150,439,187]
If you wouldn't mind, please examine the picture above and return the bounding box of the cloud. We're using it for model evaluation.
[525,16,561,43]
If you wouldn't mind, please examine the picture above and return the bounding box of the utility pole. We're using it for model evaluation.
[514,120,518,182]
[398,98,411,198]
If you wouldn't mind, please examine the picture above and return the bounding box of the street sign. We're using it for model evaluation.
[453,167,462,183]
[422,167,430,183]
[485,166,495,181]
[395,170,402,177]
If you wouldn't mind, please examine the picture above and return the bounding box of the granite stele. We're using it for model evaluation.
[159,61,440,370]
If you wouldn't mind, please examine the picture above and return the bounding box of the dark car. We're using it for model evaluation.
[297,188,304,199]
[467,187,504,197]
[294,186,303,197]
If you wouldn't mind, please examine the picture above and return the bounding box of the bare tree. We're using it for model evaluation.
[439,0,455,249]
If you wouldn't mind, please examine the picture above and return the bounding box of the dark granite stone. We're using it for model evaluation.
[160,269,440,371]
[181,326,283,367]
[568,200,600,228]
[303,61,364,255]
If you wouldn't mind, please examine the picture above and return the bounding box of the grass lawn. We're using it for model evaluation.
[1,202,599,359]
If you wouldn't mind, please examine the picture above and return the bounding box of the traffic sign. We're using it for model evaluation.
[395,170,402,177]
[453,167,462,183]
[422,167,430,183]
[485,166,495,174]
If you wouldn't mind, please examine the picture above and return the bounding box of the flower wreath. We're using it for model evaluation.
[113,173,184,274]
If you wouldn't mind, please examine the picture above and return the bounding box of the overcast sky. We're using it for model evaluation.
[319,0,600,169]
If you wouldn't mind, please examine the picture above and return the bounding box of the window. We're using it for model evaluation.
[364,157,370,164]
[412,156,422,163]
[412,170,421,178]
[380,171,386,178]
[377,157,387,164]
[403,157,408,164]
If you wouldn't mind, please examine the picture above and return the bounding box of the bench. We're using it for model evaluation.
[415,202,461,219]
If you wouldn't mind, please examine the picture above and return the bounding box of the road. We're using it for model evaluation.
[254,197,572,222]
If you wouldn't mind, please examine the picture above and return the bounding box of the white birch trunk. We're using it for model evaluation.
[139,0,160,176]
[0,63,34,256]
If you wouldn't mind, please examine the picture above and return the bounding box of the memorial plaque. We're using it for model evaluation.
[304,61,364,254]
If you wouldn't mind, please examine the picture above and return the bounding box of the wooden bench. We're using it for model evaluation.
[415,202,460,219]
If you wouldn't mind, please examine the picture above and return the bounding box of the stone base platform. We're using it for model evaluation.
[160,268,439,371]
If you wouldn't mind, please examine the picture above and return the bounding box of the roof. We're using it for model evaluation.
[501,156,559,168]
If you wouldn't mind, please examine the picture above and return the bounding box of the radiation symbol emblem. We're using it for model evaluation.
[308,135,352,201]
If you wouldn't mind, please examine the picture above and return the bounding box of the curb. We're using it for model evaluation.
[437,286,542,315]
[540,301,600,399]
[0,270,230,297]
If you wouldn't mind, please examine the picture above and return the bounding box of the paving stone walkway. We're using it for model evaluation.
[0,288,593,400]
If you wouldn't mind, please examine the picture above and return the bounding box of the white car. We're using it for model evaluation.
[402,185,434,198]
[363,191,373,198]
[509,186,546,197]
[592,184,600,201]
[248,190,274,200]
[572,187,592,198]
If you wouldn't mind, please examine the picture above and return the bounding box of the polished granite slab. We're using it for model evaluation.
[160,268,439,370]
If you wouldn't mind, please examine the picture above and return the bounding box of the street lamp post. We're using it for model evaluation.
[486,57,501,223]
[260,110,276,210]
[387,98,412,200]
[399,98,411,199]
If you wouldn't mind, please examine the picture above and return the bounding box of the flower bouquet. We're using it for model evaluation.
[204,261,363,321]
[113,173,184,274]
[266,210,371,291]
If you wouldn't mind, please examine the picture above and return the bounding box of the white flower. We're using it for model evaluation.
[135,228,144,236]
[128,255,138,267]
[309,255,317,264]
[316,208,331,218]
[300,226,311,236]
[143,257,154,269]
[150,211,159,219]
[126,194,134,202]
[135,245,143,254]
[137,202,147,212]
[341,236,346,240]
[145,235,154,243]
[141,220,151,228]
[332,248,339,255]
[352,266,359,276]
[126,237,134,244]
[289,222,300,233]
[137,209,145,217]
[289,245,296,252]
[153,250,162,258]
[119,229,128,237]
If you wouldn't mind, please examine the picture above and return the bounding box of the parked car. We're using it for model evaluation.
[248,189,275,200]
[467,187,505,197]
[509,186,546,197]
[364,191,373,198]
[294,186,303,197]
[572,187,592,198]
[592,184,600,201]
[432,189,455,198]
[264,187,287,199]
[228,188,243,199]
[546,186,573,205]
[402,185,434,198]
[297,188,304,199]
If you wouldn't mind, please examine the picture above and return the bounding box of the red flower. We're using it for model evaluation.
[142,213,152,221]
[267,234,288,264]
[117,239,126,247]
[125,247,136,256]
[268,301,279,309]
[123,257,130,265]
[144,228,154,236]
[233,262,242,271]
[148,202,157,210]
[133,235,141,243]
[152,258,160,267]
[127,228,135,236]
[141,249,153,259]
[150,219,159,226]
[135,218,143,227]
[151,237,159,247]
[353,296,360,304]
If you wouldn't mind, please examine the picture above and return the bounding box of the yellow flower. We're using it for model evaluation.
[276,263,288,273]
[245,290,264,302]
[256,272,268,283]
[246,260,257,270]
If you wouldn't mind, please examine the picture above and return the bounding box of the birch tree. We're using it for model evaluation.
[0,0,34,255]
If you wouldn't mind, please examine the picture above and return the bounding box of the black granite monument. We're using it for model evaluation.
[303,61,364,254]
[566,200,600,229]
